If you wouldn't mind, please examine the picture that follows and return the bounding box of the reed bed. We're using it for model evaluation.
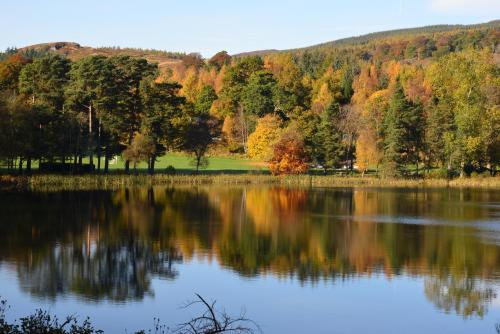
[1,174,499,192]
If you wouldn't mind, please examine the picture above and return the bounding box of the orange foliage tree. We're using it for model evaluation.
[0,54,30,92]
[269,131,309,175]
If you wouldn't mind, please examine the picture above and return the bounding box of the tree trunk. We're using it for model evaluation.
[196,154,201,174]
[26,157,31,174]
[238,105,248,154]
[18,158,23,174]
[73,154,78,173]
[104,154,109,174]
[149,156,156,175]
[97,119,101,172]
[88,104,93,170]
[125,131,133,174]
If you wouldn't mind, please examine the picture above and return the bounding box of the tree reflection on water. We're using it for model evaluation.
[0,186,499,317]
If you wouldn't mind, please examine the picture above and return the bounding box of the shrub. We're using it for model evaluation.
[165,165,176,175]
[425,168,449,179]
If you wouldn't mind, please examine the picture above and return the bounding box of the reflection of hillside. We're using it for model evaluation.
[0,187,499,315]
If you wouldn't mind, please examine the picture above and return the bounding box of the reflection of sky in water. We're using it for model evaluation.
[1,259,499,334]
[316,213,500,227]
[316,211,500,248]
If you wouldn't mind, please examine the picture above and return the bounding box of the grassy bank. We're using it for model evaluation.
[1,174,499,191]
[6,153,267,172]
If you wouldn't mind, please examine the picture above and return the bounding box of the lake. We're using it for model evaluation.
[0,186,499,333]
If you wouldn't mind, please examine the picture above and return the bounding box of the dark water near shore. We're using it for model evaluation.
[1,186,500,333]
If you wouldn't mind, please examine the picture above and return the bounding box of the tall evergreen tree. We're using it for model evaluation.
[110,56,157,172]
[65,56,119,170]
[317,102,345,171]
[18,54,72,167]
[140,79,185,174]
[382,79,425,176]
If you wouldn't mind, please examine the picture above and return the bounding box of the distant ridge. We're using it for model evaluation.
[15,19,500,60]
[233,20,500,57]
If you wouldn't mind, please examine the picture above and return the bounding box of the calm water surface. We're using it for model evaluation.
[1,186,500,333]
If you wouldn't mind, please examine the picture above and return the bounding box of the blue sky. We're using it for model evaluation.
[1,0,498,57]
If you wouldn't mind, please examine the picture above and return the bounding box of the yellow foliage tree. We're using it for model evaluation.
[247,115,283,160]
[355,89,389,173]
[180,67,199,103]
[311,67,342,112]
[356,126,381,174]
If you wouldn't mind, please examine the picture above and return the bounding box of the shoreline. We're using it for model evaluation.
[1,174,499,191]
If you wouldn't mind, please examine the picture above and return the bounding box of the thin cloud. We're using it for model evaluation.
[429,0,500,13]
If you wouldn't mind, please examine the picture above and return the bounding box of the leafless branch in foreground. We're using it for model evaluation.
[173,294,261,334]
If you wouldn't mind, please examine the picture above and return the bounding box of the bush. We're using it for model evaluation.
[0,299,103,334]
[425,168,449,179]
[165,165,176,175]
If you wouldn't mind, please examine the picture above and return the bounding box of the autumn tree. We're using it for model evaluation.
[208,51,232,70]
[289,107,321,165]
[265,53,310,115]
[181,53,205,70]
[0,54,30,92]
[426,49,498,175]
[269,129,309,175]
[219,56,265,152]
[247,114,283,160]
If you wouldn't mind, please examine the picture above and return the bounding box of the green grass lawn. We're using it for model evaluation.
[2,154,268,174]
[103,153,267,172]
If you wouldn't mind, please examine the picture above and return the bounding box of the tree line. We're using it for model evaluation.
[0,24,498,176]
[0,53,220,173]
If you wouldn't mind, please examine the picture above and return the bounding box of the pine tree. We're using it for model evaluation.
[382,79,425,176]
[317,102,344,171]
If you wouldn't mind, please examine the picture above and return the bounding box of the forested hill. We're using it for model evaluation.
[235,20,500,57]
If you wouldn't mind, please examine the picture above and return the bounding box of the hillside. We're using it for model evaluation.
[18,42,184,70]
[235,20,500,57]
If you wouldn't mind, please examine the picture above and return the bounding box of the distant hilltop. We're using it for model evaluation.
[19,41,184,70]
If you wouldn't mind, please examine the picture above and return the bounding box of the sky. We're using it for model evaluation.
[0,0,498,57]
